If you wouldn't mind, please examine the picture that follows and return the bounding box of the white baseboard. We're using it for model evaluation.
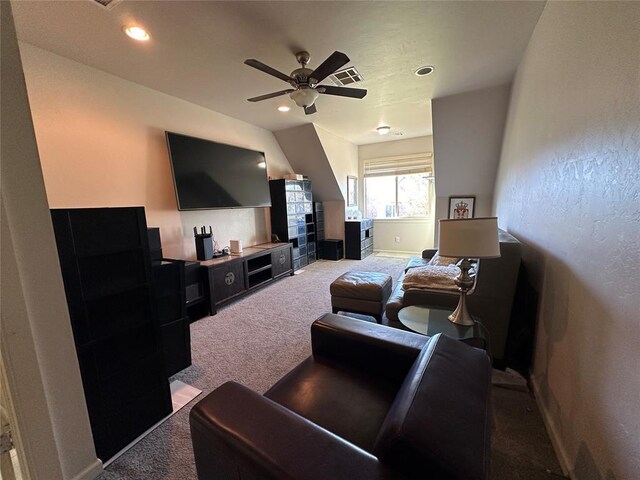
[374,249,419,256]
[530,376,574,479]
[71,459,103,480]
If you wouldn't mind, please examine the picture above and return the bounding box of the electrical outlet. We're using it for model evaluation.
[395,236,400,243]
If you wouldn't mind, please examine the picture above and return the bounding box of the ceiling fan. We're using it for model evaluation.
[244,51,367,115]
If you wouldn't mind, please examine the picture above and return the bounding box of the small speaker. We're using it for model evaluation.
[319,239,343,261]
[147,227,163,262]
[230,240,243,254]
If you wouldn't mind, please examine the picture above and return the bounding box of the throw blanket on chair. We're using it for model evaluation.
[402,265,461,292]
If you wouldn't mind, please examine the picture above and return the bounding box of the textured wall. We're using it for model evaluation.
[493,2,640,478]
[1,3,100,478]
[432,84,511,229]
[20,43,292,260]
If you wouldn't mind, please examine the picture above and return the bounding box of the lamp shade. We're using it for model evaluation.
[438,217,500,258]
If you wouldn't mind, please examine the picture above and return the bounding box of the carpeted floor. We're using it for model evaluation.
[99,256,565,479]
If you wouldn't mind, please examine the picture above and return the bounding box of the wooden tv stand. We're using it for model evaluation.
[199,242,293,315]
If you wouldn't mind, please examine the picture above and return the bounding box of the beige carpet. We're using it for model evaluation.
[99,256,564,479]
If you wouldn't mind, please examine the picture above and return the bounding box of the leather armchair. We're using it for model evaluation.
[190,314,492,480]
[386,229,522,367]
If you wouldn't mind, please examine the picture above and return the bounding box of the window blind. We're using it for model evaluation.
[363,153,433,177]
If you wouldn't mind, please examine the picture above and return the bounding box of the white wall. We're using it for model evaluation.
[314,126,358,241]
[19,43,293,260]
[432,84,511,231]
[370,219,433,254]
[358,136,435,251]
[314,125,359,202]
[274,124,343,202]
[493,2,640,478]
[1,3,101,479]
[274,124,358,242]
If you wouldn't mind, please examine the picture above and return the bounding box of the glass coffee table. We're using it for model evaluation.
[398,305,488,350]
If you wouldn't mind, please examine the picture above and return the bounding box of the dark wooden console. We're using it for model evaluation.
[200,242,293,315]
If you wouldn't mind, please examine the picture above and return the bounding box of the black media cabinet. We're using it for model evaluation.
[200,242,293,315]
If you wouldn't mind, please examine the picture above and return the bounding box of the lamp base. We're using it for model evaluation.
[448,290,474,326]
[448,257,475,326]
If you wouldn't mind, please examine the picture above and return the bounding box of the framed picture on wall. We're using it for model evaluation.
[347,176,358,207]
[448,196,475,219]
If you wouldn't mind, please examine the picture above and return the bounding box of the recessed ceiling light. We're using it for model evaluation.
[377,126,391,135]
[414,66,434,76]
[123,25,150,41]
[277,105,290,112]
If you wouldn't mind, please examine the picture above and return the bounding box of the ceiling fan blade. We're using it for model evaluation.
[309,51,350,83]
[244,59,292,83]
[247,89,294,102]
[317,85,367,99]
[304,104,317,115]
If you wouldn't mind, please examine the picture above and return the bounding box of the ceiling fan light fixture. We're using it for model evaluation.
[377,126,391,135]
[290,88,319,108]
[277,105,290,112]
[415,65,434,76]
[123,25,151,41]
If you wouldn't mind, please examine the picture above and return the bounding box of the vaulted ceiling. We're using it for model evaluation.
[12,0,545,145]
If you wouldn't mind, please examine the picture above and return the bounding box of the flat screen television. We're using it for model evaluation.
[165,131,271,210]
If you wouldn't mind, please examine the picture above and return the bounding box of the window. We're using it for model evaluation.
[364,153,434,219]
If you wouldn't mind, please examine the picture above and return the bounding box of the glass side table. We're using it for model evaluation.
[398,305,488,350]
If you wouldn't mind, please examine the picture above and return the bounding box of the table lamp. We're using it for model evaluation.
[438,217,501,326]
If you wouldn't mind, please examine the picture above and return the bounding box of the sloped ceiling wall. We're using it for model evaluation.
[273,124,344,202]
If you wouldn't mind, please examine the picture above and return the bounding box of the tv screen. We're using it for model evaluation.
[165,132,271,210]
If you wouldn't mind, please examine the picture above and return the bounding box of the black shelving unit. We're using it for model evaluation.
[184,261,208,320]
[147,228,192,377]
[269,179,315,270]
[345,219,374,259]
[51,207,172,462]
[313,201,325,243]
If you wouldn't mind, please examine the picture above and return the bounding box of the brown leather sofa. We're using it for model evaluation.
[190,313,492,480]
[386,229,521,367]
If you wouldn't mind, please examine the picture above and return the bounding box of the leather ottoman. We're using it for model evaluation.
[330,271,392,322]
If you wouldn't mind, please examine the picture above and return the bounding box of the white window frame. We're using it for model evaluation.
[363,153,434,220]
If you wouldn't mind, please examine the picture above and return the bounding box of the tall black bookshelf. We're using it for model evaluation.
[51,207,172,461]
[269,179,316,270]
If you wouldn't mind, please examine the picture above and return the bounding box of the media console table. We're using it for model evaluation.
[200,242,294,315]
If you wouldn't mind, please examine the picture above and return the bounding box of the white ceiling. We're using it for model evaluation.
[12,0,545,145]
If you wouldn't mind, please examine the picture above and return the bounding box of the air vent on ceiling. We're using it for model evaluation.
[90,0,123,10]
[329,67,364,86]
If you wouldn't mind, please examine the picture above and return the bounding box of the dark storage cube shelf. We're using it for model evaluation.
[269,179,316,270]
[51,207,172,462]
[345,220,374,260]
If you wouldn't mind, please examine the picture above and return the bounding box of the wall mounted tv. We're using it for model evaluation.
[165,131,271,210]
